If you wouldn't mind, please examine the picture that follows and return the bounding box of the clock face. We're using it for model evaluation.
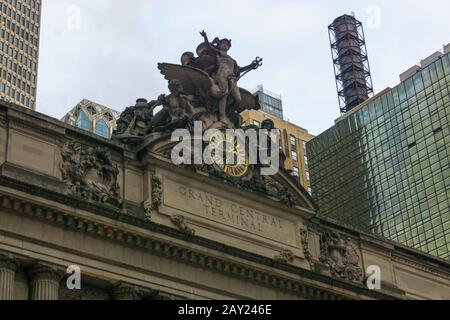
[209,131,249,177]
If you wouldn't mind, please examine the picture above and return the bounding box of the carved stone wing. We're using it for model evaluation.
[157,63,212,96]
[239,88,261,110]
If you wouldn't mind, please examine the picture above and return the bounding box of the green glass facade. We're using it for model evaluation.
[307,52,450,260]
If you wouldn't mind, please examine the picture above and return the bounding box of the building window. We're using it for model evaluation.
[305,171,310,181]
[95,119,110,138]
[76,111,91,132]
[304,156,308,165]
[290,135,296,146]
[293,167,299,177]
[302,141,307,149]
[291,151,298,161]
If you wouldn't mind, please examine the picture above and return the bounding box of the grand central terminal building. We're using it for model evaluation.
[0,100,449,300]
[0,30,449,300]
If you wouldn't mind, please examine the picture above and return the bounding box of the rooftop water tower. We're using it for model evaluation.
[328,14,374,113]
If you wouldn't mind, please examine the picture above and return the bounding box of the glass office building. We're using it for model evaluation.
[0,0,42,110]
[307,50,449,260]
[252,85,284,119]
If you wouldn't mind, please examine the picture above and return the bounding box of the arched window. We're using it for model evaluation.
[95,119,109,138]
[76,111,91,131]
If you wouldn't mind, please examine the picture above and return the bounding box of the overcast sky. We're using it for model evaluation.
[36,0,450,135]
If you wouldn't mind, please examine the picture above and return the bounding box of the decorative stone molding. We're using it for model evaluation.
[264,176,299,207]
[59,284,110,300]
[319,231,363,282]
[274,249,295,264]
[299,225,313,266]
[150,174,162,212]
[60,141,122,207]
[391,254,450,278]
[142,198,153,221]
[170,214,195,236]
[111,282,159,300]
[0,192,397,300]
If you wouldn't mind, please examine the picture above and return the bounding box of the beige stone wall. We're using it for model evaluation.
[359,239,450,299]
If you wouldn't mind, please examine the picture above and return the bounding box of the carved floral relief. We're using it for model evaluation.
[60,141,121,207]
[319,231,363,282]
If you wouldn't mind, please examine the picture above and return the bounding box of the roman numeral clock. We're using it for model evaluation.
[209,131,249,178]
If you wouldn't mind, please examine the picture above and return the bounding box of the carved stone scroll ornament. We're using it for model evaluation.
[151,175,162,211]
[170,215,195,236]
[264,176,299,207]
[319,231,363,282]
[60,141,122,208]
[299,225,313,266]
[274,249,295,264]
[142,199,152,221]
[142,174,162,221]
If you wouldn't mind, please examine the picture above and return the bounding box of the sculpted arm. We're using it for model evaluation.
[199,30,219,54]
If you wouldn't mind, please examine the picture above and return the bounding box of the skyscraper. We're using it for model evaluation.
[0,0,42,110]
[307,47,450,259]
[252,85,284,118]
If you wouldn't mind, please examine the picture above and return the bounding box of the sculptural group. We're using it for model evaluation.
[113,31,263,143]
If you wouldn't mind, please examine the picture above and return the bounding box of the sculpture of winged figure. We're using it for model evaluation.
[156,30,262,128]
[113,31,263,142]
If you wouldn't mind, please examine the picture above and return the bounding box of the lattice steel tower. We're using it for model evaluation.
[328,14,374,114]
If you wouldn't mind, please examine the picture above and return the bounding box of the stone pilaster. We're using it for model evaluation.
[0,254,19,300]
[28,264,64,300]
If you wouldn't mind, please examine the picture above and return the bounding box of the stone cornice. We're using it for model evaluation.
[0,186,399,300]
[391,253,450,278]
[310,217,450,277]
[6,106,66,138]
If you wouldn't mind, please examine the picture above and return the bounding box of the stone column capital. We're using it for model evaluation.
[0,254,19,272]
[28,263,65,282]
[0,254,19,300]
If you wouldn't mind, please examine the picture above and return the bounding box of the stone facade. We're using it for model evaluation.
[0,101,449,300]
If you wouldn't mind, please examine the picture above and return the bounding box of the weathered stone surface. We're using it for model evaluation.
[163,177,299,248]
